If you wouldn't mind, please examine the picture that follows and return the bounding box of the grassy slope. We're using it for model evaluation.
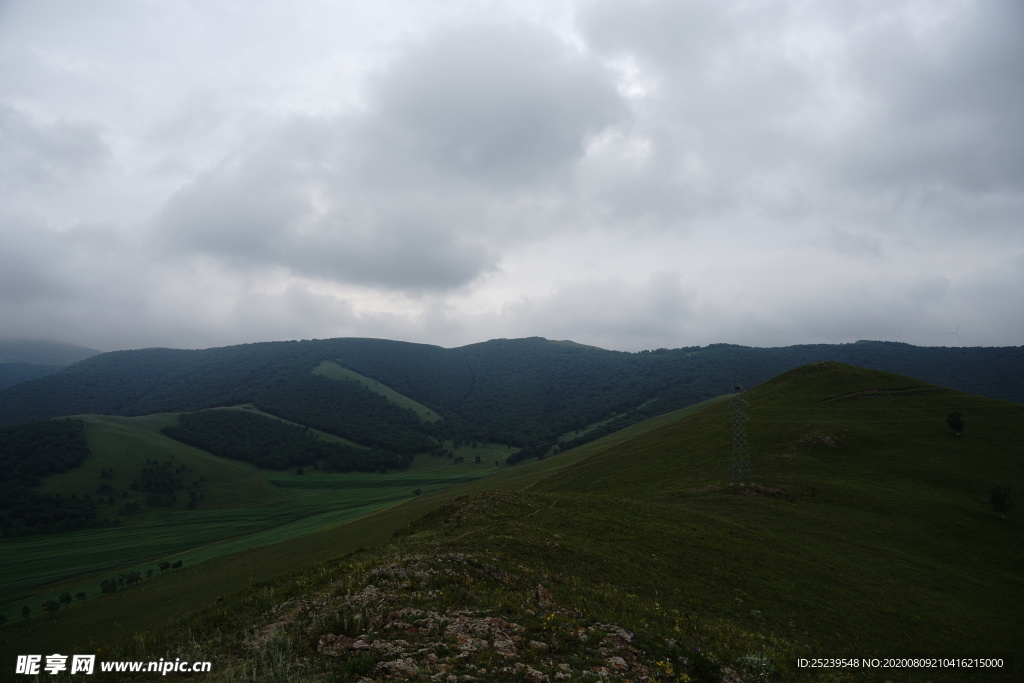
[312,361,442,423]
[523,363,1024,674]
[39,413,278,509]
[0,414,498,634]
[5,364,1022,681]
[0,403,705,665]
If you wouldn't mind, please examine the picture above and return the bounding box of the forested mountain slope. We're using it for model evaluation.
[0,338,1020,451]
[0,362,64,391]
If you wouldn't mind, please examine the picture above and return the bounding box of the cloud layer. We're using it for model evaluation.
[1,0,1021,351]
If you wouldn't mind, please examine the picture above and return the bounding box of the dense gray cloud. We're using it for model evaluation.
[0,215,131,305]
[0,214,73,302]
[155,22,627,291]
[0,0,1021,352]
[580,0,1024,236]
[154,117,502,290]
[0,105,109,193]
[495,271,697,350]
[839,0,1024,195]
[581,0,821,207]
[365,23,627,190]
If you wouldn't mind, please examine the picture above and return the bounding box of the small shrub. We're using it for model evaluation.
[339,651,377,676]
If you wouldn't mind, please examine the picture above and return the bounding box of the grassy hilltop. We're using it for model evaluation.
[7,361,1018,681]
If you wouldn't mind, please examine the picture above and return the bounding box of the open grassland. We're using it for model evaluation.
[517,363,1024,678]
[0,404,705,664]
[4,365,1022,681]
[313,361,442,422]
[37,413,278,512]
[561,394,730,446]
[0,414,497,629]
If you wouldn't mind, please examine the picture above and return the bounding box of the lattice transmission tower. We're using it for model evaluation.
[731,373,751,486]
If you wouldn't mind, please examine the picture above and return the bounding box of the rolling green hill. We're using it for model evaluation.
[0,411,499,625]
[4,362,1019,681]
[1,337,1022,442]
[0,362,65,391]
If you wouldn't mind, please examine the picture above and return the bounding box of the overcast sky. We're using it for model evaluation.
[1,0,1021,352]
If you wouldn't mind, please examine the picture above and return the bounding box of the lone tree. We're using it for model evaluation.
[43,600,61,619]
[946,411,965,437]
[990,485,1013,521]
[21,606,30,622]
[59,592,72,610]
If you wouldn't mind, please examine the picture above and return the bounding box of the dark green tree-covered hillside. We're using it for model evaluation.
[253,374,435,455]
[0,339,455,427]
[0,338,1020,457]
[0,418,91,482]
[0,362,65,391]
[161,409,413,472]
[426,339,654,445]
[0,419,98,536]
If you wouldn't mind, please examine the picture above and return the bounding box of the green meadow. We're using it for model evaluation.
[0,413,498,622]
[3,363,1021,681]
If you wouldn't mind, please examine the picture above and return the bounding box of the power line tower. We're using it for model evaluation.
[731,373,751,486]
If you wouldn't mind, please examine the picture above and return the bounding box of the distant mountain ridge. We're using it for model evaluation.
[0,363,64,391]
[0,338,1020,449]
[0,339,105,391]
[0,339,103,366]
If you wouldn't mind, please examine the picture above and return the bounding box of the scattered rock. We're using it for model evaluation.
[721,665,744,683]
[369,638,410,659]
[515,662,550,682]
[317,634,366,657]
[524,666,549,682]
[531,585,555,607]
[493,637,518,657]
[589,623,633,643]
[794,431,840,449]
[252,551,691,682]
[373,657,419,679]
[606,656,627,670]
